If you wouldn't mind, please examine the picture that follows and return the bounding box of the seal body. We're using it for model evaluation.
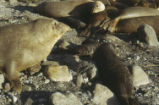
[109,7,159,32]
[93,43,139,105]
[115,16,159,36]
[36,0,106,29]
[36,0,94,21]
[0,18,70,93]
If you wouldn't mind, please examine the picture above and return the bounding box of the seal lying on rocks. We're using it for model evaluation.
[112,16,159,36]
[109,7,159,33]
[36,0,105,29]
[93,43,140,105]
[0,18,70,93]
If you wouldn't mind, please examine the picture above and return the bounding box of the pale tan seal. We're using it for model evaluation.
[109,7,159,33]
[112,16,159,37]
[0,18,70,93]
[35,0,105,28]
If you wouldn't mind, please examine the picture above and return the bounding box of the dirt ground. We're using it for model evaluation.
[0,0,159,105]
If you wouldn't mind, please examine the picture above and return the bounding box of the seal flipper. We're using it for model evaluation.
[5,61,22,94]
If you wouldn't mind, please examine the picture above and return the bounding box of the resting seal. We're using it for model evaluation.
[36,0,105,29]
[0,18,70,93]
[109,7,159,33]
[112,16,159,36]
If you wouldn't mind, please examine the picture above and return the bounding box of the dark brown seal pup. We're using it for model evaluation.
[109,7,159,33]
[112,16,159,36]
[0,18,70,93]
[93,43,139,105]
[36,0,105,29]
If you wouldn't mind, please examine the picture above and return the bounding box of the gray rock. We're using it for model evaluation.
[137,24,159,47]
[87,66,97,79]
[8,0,17,5]
[51,92,83,105]
[92,83,120,105]
[132,65,151,87]
[45,65,72,82]
[76,74,84,88]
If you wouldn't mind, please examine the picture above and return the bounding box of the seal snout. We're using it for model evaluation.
[51,21,70,34]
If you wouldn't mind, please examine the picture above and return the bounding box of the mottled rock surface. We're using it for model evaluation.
[92,83,120,105]
[51,92,83,105]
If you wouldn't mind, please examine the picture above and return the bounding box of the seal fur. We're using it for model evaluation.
[93,43,140,105]
[0,18,70,93]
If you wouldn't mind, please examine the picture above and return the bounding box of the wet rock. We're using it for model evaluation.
[132,65,151,87]
[0,74,4,89]
[45,65,72,82]
[137,24,159,47]
[92,83,120,105]
[51,92,83,105]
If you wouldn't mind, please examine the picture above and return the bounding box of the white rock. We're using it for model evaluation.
[92,83,120,105]
[76,74,83,88]
[45,65,72,82]
[0,74,4,89]
[132,65,151,87]
[51,92,83,105]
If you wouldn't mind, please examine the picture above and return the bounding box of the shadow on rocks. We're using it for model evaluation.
[20,91,52,105]
[14,5,36,13]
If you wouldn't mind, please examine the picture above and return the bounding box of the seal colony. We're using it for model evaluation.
[0,0,158,104]
[0,18,70,93]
